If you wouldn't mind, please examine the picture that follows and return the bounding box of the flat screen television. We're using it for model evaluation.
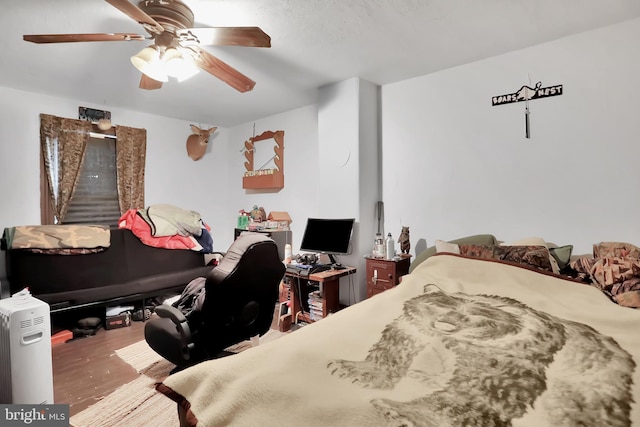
[299,217,355,265]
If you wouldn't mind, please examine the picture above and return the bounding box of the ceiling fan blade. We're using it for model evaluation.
[105,0,164,34]
[23,33,147,44]
[190,45,256,93]
[139,74,163,90]
[177,27,271,48]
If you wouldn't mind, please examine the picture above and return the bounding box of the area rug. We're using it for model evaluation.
[69,329,288,427]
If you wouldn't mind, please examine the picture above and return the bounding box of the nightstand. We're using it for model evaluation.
[366,255,411,298]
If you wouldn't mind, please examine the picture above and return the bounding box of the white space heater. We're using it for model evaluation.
[0,289,54,404]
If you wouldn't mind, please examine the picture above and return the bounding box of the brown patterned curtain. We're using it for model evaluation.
[115,125,146,213]
[40,114,91,224]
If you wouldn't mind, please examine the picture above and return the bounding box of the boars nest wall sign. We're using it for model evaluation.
[492,81,563,139]
[491,82,563,106]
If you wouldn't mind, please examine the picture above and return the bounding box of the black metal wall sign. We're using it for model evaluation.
[491,82,563,106]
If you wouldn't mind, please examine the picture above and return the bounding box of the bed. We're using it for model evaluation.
[156,241,640,426]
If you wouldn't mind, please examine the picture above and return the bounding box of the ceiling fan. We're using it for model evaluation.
[23,0,271,92]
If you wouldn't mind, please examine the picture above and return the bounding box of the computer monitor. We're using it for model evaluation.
[299,217,355,265]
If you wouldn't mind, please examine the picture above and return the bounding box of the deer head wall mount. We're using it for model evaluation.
[186,125,217,161]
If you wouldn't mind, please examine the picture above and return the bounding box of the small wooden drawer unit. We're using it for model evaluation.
[366,255,411,298]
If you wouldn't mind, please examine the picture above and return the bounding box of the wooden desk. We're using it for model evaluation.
[285,266,356,323]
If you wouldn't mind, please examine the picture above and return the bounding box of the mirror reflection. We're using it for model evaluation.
[253,137,277,171]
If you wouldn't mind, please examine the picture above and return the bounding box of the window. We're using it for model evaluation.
[63,136,121,226]
[39,114,147,226]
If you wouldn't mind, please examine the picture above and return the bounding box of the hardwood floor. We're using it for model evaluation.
[51,305,281,417]
[52,318,148,416]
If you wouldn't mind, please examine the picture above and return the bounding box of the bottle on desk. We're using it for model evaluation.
[373,233,385,258]
[385,233,395,260]
[284,243,292,262]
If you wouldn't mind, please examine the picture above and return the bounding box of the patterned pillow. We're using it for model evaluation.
[590,257,640,291]
[549,245,573,270]
[501,237,564,274]
[569,243,640,307]
[568,256,596,274]
[458,244,554,273]
[593,242,640,259]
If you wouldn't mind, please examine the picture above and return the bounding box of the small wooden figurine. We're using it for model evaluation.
[250,205,267,222]
[398,226,410,254]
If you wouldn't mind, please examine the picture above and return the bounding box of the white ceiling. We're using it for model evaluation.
[2,0,640,127]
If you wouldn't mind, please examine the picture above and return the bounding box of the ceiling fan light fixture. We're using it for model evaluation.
[24,1,270,93]
[130,46,168,82]
[164,48,200,82]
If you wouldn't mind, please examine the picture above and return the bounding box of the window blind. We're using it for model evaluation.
[63,137,121,226]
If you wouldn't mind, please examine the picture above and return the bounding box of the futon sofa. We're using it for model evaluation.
[1,227,213,312]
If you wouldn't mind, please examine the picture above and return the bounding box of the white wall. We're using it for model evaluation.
[381,17,640,256]
[225,104,319,253]
[317,78,381,302]
[317,79,361,215]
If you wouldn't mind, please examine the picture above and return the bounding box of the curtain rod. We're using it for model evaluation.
[89,132,117,140]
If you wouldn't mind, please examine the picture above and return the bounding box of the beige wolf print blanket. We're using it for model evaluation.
[159,254,640,427]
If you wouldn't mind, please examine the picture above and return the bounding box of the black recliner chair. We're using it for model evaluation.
[144,232,285,370]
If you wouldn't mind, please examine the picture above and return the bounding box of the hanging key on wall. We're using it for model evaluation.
[524,92,531,139]
[523,75,532,139]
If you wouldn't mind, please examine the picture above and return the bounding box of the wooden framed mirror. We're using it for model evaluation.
[242,130,284,189]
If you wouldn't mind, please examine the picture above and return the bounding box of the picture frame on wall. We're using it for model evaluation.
[78,106,111,122]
